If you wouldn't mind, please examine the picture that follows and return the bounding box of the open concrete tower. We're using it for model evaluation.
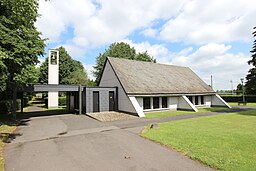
[48,49,59,108]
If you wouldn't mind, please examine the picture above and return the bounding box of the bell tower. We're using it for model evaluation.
[48,49,59,108]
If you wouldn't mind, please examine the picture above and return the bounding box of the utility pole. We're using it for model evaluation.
[230,80,233,94]
[211,75,213,89]
[240,78,245,102]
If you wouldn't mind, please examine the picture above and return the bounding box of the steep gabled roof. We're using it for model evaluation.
[107,57,215,95]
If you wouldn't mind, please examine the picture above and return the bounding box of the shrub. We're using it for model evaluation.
[44,97,48,106]
[27,94,33,101]
[59,96,66,106]
[0,100,12,114]
[44,96,67,107]
[23,97,29,107]
[16,99,21,110]
[221,95,256,102]
[0,99,21,114]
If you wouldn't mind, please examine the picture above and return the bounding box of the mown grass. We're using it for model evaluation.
[0,121,17,171]
[42,106,67,111]
[228,102,256,107]
[142,110,256,171]
[145,107,231,119]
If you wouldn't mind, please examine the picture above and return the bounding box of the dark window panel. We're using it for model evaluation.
[143,97,151,109]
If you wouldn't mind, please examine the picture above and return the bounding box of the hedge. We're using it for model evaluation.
[221,95,256,102]
[0,99,21,115]
[59,96,66,106]
[0,100,12,114]
[44,96,67,107]
[0,95,32,115]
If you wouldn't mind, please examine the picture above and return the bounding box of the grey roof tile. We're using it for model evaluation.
[108,57,215,95]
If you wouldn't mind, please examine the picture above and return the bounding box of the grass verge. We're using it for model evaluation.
[42,106,67,111]
[0,121,17,171]
[142,110,256,171]
[228,102,256,107]
[145,107,231,119]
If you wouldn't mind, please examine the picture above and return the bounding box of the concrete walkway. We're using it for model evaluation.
[4,113,217,171]
[26,99,44,112]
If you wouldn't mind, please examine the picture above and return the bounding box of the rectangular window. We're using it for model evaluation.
[162,97,168,108]
[153,97,159,109]
[143,97,150,109]
[201,96,204,104]
[188,96,193,103]
[50,51,57,65]
[195,96,199,105]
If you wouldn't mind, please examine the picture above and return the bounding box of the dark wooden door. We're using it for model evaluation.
[93,91,99,112]
[109,91,115,111]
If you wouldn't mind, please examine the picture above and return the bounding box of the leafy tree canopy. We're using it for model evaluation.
[93,42,156,84]
[39,46,90,85]
[236,83,243,95]
[0,50,8,92]
[0,0,45,94]
[245,27,256,95]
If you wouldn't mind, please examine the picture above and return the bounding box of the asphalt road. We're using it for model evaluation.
[5,114,214,171]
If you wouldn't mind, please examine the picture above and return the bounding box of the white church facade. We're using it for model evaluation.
[17,53,230,118]
[98,57,230,117]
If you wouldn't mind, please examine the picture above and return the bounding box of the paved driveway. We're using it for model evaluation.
[5,114,213,171]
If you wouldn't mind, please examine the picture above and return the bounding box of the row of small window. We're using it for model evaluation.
[143,97,168,110]
[143,96,206,110]
[187,96,205,105]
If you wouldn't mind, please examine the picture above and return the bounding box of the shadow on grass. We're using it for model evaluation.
[0,120,17,127]
[18,119,31,126]
[0,120,20,143]
[200,107,244,113]
[0,132,22,143]
[235,110,256,116]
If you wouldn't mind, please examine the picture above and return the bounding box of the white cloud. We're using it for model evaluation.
[172,43,250,90]
[58,44,86,60]
[36,0,256,46]
[122,39,173,64]
[36,0,188,47]
[35,0,254,90]
[83,64,95,80]
[142,28,158,37]
[123,40,250,90]
[159,0,256,44]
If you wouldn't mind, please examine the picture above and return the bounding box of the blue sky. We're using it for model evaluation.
[36,0,256,90]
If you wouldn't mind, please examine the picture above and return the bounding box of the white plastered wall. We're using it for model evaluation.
[99,60,137,114]
[178,96,198,112]
[211,94,231,108]
[48,50,59,108]
[48,92,58,108]
[205,96,212,107]
[168,97,178,110]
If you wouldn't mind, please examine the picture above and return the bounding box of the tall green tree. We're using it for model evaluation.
[0,0,45,98]
[236,83,243,95]
[39,46,90,85]
[0,51,8,92]
[245,27,256,95]
[93,42,156,84]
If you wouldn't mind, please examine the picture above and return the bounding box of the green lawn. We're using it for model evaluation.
[142,110,256,171]
[42,106,67,111]
[228,102,256,107]
[145,107,231,119]
[0,121,17,171]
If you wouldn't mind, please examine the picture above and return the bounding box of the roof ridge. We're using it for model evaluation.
[107,56,188,68]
